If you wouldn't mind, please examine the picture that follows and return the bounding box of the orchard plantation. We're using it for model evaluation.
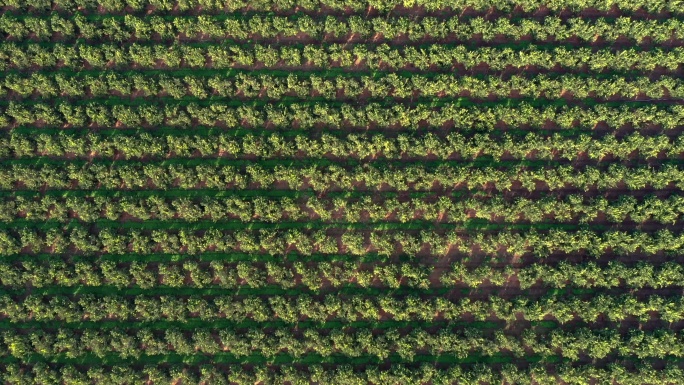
[0,0,684,384]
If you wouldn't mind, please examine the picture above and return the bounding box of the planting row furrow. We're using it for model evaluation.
[0,193,681,224]
[2,292,683,324]
[4,72,684,102]
[2,43,682,72]
[4,362,683,385]
[2,258,684,290]
[0,326,680,362]
[0,0,679,14]
[4,102,684,132]
[0,362,680,385]
[0,227,681,258]
[4,14,684,45]
[1,163,684,192]
[1,131,680,161]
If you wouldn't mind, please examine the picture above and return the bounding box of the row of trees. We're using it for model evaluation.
[1,42,682,71]
[3,292,684,323]
[0,326,680,360]
[3,14,684,43]
[2,258,684,290]
[0,0,678,13]
[3,193,684,225]
[1,362,681,385]
[0,260,431,289]
[2,131,679,160]
[0,226,682,258]
[4,101,684,130]
[2,163,684,192]
[6,72,683,100]
[445,261,684,289]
